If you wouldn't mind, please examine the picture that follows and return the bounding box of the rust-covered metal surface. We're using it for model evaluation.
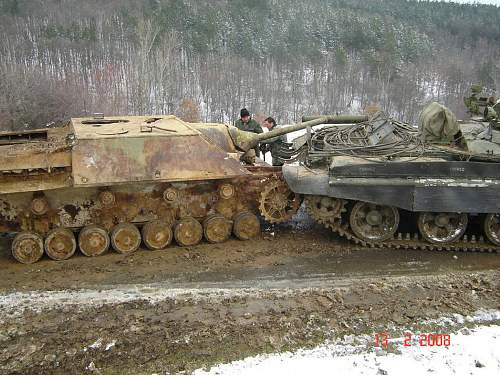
[0,115,303,264]
[0,171,72,195]
[0,126,72,196]
[70,116,250,186]
[0,172,283,243]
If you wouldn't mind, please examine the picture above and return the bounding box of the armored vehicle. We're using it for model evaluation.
[283,106,500,252]
[0,114,365,263]
[0,115,281,263]
[464,84,497,117]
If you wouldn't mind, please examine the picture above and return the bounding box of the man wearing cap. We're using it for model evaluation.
[234,108,263,157]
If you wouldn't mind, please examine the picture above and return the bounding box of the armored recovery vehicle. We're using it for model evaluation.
[282,106,500,252]
[0,114,365,264]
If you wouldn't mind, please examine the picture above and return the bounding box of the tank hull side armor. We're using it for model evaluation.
[283,164,500,213]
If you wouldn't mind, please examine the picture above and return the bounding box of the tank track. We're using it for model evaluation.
[6,172,288,263]
[305,196,499,253]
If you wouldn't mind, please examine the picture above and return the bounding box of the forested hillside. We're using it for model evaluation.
[0,0,499,130]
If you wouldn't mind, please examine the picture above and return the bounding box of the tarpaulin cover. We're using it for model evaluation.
[419,102,458,143]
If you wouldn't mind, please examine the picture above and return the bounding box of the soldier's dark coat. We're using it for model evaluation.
[234,119,263,134]
[234,118,263,157]
[261,124,287,166]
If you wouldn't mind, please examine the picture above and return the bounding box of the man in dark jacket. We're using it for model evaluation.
[260,117,287,166]
[234,108,263,157]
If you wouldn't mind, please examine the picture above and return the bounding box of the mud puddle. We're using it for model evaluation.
[174,248,500,289]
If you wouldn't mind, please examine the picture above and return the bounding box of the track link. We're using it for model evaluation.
[306,196,499,253]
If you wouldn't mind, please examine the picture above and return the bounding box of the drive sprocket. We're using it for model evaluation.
[259,180,302,223]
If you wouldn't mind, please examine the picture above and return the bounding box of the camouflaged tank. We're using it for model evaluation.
[0,114,326,264]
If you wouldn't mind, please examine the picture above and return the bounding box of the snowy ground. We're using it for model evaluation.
[194,311,500,375]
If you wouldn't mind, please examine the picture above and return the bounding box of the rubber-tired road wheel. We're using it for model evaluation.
[203,214,232,243]
[44,227,77,261]
[174,217,203,247]
[79,225,110,256]
[418,212,468,244]
[12,231,44,264]
[484,213,500,246]
[349,201,399,242]
[233,211,260,240]
[110,223,141,254]
[142,220,173,250]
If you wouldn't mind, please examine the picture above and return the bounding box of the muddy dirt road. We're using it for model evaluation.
[1,223,499,292]
[0,222,499,374]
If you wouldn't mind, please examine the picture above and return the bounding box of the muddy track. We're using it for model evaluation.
[330,217,499,252]
[1,220,500,292]
[305,196,500,254]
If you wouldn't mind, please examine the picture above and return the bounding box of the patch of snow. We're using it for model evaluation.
[194,324,500,375]
[105,340,116,351]
[423,309,500,327]
[0,285,314,315]
[89,338,103,349]
[85,361,98,371]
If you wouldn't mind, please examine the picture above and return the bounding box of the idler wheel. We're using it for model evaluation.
[233,211,260,240]
[12,231,44,264]
[483,213,500,246]
[418,212,468,244]
[305,195,345,225]
[78,225,110,256]
[203,214,232,243]
[349,202,399,242]
[142,220,173,250]
[174,217,203,246]
[110,223,141,254]
[44,227,77,261]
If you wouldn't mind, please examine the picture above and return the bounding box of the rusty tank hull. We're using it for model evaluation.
[0,115,304,263]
